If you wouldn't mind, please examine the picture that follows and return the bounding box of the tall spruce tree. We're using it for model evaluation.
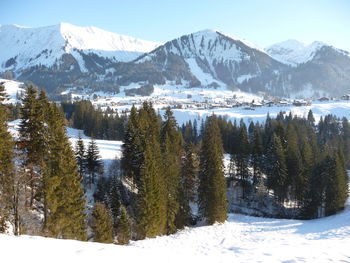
[266,133,288,204]
[19,85,47,207]
[160,108,183,234]
[121,105,142,186]
[285,123,302,206]
[44,104,87,240]
[85,138,103,187]
[177,143,198,228]
[235,121,250,198]
[198,115,227,224]
[0,83,14,232]
[251,125,263,186]
[135,102,166,239]
[75,134,86,179]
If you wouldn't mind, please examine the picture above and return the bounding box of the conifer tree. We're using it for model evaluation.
[251,125,263,186]
[285,123,302,206]
[19,85,47,207]
[44,104,87,240]
[136,102,166,238]
[160,108,183,234]
[91,202,113,243]
[85,138,103,187]
[75,134,86,179]
[266,134,288,203]
[109,176,121,226]
[116,205,131,245]
[198,115,227,224]
[325,153,348,216]
[235,121,250,198]
[0,84,14,232]
[177,143,198,227]
[121,105,142,186]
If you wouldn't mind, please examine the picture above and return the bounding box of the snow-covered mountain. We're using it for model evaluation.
[266,39,350,66]
[0,23,161,73]
[123,29,285,94]
[1,23,350,97]
[266,39,330,66]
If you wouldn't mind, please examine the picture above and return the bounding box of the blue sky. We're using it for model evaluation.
[1,0,349,50]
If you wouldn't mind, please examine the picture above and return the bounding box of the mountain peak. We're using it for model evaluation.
[266,39,329,65]
[0,22,161,73]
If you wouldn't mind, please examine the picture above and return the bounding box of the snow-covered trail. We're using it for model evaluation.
[1,207,350,263]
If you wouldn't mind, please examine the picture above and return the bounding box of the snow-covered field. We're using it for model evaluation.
[67,127,122,169]
[1,203,350,263]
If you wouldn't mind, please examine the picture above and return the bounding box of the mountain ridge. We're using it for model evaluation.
[1,23,350,97]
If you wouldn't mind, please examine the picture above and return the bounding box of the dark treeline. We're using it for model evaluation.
[181,112,349,219]
[61,100,126,140]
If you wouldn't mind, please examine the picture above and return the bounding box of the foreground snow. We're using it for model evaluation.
[1,206,350,263]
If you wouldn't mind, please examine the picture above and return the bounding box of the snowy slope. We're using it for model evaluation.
[67,127,122,169]
[0,78,25,104]
[1,206,350,263]
[266,39,329,66]
[0,23,161,72]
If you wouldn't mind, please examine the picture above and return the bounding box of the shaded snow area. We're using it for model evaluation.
[1,207,350,263]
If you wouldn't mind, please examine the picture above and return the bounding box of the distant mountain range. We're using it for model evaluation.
[0,23,349,98]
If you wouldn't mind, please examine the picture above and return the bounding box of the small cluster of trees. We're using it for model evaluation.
[61,100,126,140]
[74,136,103,187]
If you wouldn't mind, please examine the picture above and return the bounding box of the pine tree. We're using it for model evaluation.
[266,134,288,203]
[19,85,47,207]
[0,83,14,232]
[116,205,131,245]
[121,105,142,186]
[251,125,263,186]
[177,143,198,228]
[160,107,183,234]
[198,115,227,224]
[91,202,113,243]
[75,134,86,179]
[44,104,87,240]
[325,153,348,216]
[234,121,250,198]
[136,102,166,239]
[109,176,121,226]
[285,123,302,206]
[85,138,103,187]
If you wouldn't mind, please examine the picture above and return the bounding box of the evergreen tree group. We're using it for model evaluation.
[209,111,348,219]
[61,100,126,140]
[0,84,87,239]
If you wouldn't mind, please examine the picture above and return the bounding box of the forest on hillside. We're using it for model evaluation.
[0,83,348,244]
